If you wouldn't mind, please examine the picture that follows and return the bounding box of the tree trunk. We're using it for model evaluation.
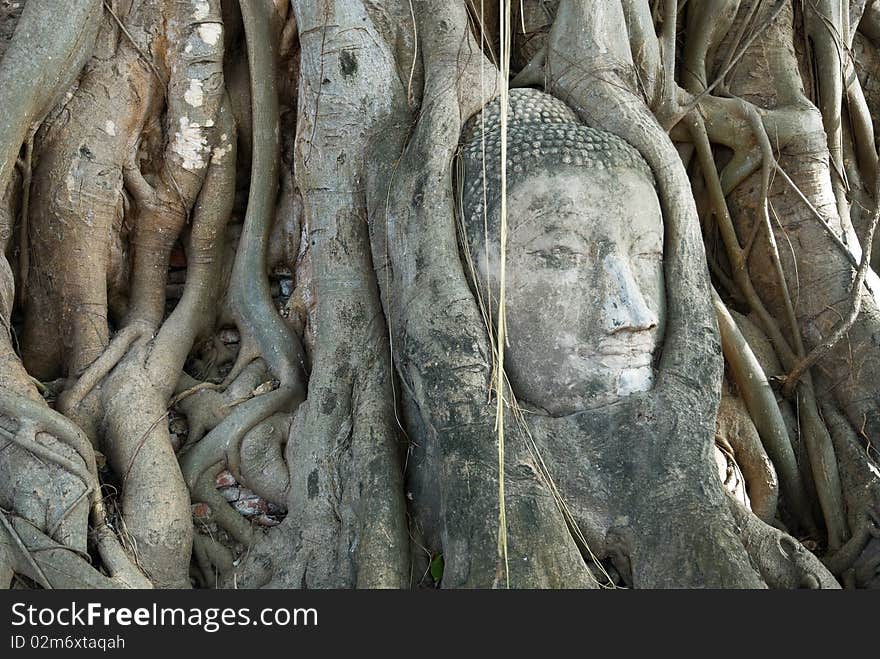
[0,0,878,589]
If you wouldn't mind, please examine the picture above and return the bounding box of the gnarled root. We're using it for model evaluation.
[715,389,779,522]
[819,389,880,587]
[729,499,840,588]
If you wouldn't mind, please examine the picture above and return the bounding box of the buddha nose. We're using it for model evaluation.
[601,253,658,334]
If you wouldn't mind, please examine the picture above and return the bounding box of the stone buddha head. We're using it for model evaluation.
[459,88,666,416]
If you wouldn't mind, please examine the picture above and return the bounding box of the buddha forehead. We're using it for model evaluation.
[504,166,664,250]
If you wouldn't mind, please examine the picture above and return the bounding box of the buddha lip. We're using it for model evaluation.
[596,353,654,365]
[594,339,657,357]
[575,350,654,368]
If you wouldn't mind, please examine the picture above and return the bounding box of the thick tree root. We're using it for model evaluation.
[715,293,813,529]
[729,500,840,588]
[6,0,880,590]
[818,389,880,586]
[0,514,149,589]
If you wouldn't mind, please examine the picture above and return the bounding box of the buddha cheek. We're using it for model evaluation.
[506,274,581,387]
[519,266,589,339]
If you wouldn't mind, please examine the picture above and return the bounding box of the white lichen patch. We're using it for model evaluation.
[171,117,209,171]
[212,142,233,162]
[616,366,653,397]
[104,121,116,136]
[184,78,204,107]
[197,23,222,46]
[193,0,210,20]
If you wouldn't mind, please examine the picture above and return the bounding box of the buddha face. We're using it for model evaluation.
[471,165,665,415]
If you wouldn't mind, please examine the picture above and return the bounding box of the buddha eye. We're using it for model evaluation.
[633,251,663,262]
[527,245,583,268]
[631,233,664,258]
[629,237,663,261]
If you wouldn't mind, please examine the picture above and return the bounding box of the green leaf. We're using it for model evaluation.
[430,553,444,584]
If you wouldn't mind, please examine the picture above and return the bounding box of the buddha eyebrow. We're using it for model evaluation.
[631,232,664,249]
[517,230,594,250]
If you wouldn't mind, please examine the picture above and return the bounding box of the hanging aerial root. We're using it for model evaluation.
[0,0,156,588]
[146,96,237,395]
[687,110,848,550]
[19,5,163,380]
[804,0,850,229]
[844,62,879,188]
[95,102,236,588]
[230,0,306,395]
[0,0,102,191]
[176,0,307,531]
[783,174,880,396]
[817,389,880,583]
[666,0,788,128]
[121,0,226,329]
[680,0,740,97]
[48,2,232,588]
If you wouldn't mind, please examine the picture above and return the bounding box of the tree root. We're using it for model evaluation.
[783,173,880,395]
[0,390,97,478]
[231,0,306,395]
[0,0,102,191]
[191,531,233,588]
[5,0,880,591]
[715,292,815,530]
[58,323,147,414]
[179,387,292,493]
[715,391,779,523]
[817,387,880,585]
[804,0,850,230]
[175,361,267,446]
[688,110,848,549]
[238,414,290,505]
[0,514,148,589]
[729,498,840,588]
[166,0,311,563]
[192,464,258,547]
